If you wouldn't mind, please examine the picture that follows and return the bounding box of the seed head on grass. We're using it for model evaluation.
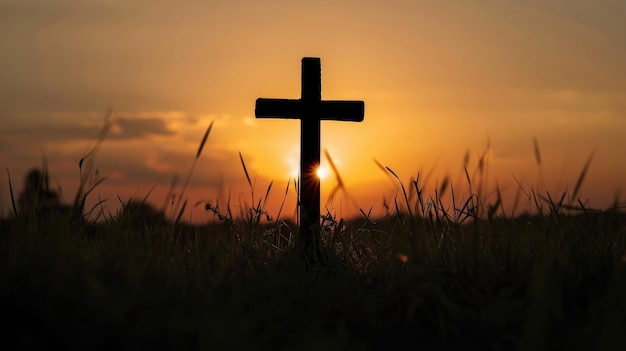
[196,121,214,159]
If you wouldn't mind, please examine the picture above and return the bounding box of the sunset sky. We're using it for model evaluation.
[1,0,625,222]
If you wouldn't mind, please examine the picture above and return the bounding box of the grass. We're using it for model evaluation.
[1,116,626,349]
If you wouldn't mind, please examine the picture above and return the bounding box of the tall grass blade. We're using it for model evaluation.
[359,207,372,220]
[464,167,472,193]
[385,166,399,180]
[7,169,18,219]
[413,175,425,217]
[531,188,542,215]
[511,175,530,200]
[571,151,595,203]
[141,180,160,207]
[488,183,503,219]
[462,149,470,169]
[532,137,542,166]
[458,194,477,223]
[174,120,214,217]
[325,149,344,188]
[84,198,108,222]
[374,158,397,185]
[324,149,358,209]
[196,120,214,159]
[73,109,116,218]
[438,174,450,197]
[386,167,412,218]
[262,180,273,211]
[239,152,252,189]
[161,175,179,215]
[175,199,188,225]
[249,180,273,222]
[275,178,291,221]
[226,188,233,222]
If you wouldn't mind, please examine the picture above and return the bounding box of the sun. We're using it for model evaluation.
[288,164,329,180]
[316,166,329,179]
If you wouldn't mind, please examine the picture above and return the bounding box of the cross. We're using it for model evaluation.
[255,57,364,256]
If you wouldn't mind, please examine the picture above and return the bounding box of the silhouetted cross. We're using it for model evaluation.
[256,57,364,256]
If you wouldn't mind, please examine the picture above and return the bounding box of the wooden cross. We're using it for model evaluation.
[255,57,364,255]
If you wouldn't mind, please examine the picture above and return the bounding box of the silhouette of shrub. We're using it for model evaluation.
[15,168,76,228]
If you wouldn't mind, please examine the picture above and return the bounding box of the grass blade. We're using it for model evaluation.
[532,137,542,165]
[275,178,291,221]
[196,120,214,159]
[175,199,188,225]
[325,149,344,188]
[571,151,595,203]
[462,149,470,169]
[386,167,412,218]
[174,120,215,217]
[239,152,252,189]
[262,180,273,212]
[385,166,399,180]
[6,169,18,219]
[374,159,397,185]
[438,174,450,197]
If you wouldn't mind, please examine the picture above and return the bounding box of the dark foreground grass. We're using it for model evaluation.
[3,115,625,349]
[1,206,626,350]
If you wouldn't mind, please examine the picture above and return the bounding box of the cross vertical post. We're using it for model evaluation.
[255,57,364,258]
[300,58,322,253]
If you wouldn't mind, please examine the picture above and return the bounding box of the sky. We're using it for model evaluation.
[1,0,625,222]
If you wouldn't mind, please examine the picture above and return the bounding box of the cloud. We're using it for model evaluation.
[1,124,98,143]
[83,137,245,188]
[110,117,175,140]
[0,112,179,146]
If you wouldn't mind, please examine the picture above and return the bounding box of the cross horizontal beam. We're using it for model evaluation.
[256,98,364,122]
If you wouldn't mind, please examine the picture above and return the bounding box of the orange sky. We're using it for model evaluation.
[1,0,625,222]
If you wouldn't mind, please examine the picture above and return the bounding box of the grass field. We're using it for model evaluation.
[2,118,625,349]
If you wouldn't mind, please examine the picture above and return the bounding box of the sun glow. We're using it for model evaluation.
[316,166,329,180]
[287,166,328,180]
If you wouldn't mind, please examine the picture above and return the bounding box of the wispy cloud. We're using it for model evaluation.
[110,117,175,140]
